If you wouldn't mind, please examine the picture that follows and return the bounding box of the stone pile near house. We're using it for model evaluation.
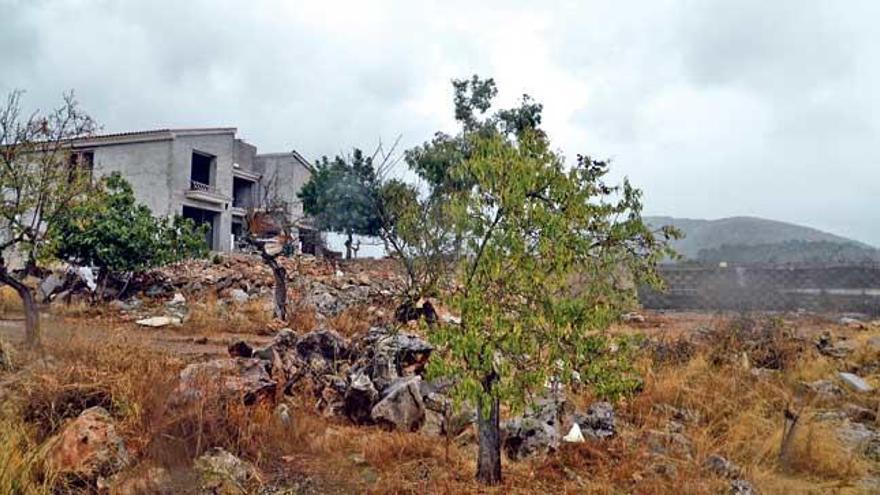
[176,325,453,434]
[140,254,402,316]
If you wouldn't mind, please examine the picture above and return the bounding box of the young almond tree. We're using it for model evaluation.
[244,169,304,321]
[0,91,97,347]
[425,104,676,483]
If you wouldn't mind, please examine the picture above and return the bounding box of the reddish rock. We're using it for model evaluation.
[45,406,129,481]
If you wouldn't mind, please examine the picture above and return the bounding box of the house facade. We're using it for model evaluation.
[68,127,312,251]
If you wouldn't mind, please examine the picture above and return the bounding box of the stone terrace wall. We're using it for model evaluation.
[639,263,880,316]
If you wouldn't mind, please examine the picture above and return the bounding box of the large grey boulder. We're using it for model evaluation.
[176,358,276,406]
[39,272,67,300]
[502,398,563,460]
[362,326,433,390]
[344,371,378,424]
[370,376,425,431]
[574,401,616,439]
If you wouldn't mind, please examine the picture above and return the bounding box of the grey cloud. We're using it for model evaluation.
[1,0,877,245]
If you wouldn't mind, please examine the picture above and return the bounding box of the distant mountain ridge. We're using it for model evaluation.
[645,216,878,263]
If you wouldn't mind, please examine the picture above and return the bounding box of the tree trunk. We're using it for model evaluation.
[475,394,502,484]
[345,231,353,260]
[263,254,288,321]
[0,266,40,348]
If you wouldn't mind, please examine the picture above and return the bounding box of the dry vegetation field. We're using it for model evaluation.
[1,276,879,494]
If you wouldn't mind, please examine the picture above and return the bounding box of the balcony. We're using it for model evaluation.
[185,180,228,205]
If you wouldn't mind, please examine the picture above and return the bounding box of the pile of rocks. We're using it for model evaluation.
[140,254,402,319]
[176,325,454,434]
[501,396,619,460]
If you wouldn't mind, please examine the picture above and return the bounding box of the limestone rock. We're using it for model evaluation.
[135,316,182,328]
[195,448,258,494]
[45,407,129,482]
[563,423,585,443]
[839,372,873,393]
[575,401,616,439]
[176,358,276,406]
[229,288,249,304]
[362,326,433,390]
[502,398,562,460]
[370,376,425,431]
[39,272,67,300]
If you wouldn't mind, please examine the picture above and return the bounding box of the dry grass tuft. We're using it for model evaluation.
[329,305,377,338]
[0,285,23,317]
[186,292,276,335]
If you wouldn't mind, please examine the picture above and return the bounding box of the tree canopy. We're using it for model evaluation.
[388,75,679,484]
[298,148,382,258]
[51,172,208,287]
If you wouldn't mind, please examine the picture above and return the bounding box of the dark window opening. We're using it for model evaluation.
[182,205,217,250]
[67,150,94,184]
[190,151,214,188]
[233,177,255,208]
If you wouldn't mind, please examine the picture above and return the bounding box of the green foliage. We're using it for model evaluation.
[50,173,208,276]
[298,148,382,239]
[376,179,460,300]
[405,76,545,194]
[419,77,678,415]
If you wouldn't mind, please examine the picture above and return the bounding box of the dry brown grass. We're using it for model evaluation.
[185,292,277,335]
[1,312,878,494]
[0,285,23,317]
[328,305,379,338]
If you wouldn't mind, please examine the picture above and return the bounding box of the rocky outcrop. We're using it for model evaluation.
[45,406,129,484]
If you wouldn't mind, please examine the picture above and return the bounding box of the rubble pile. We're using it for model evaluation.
[142,254,404,318]
[176,325,458,434]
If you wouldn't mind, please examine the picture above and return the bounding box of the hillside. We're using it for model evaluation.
[645,216,878,263]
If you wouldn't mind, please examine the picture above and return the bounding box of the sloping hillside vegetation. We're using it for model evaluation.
[646,216,879,263]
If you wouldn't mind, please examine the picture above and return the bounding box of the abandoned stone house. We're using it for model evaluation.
[65,127,314,252]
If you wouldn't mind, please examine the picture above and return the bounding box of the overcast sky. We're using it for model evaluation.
[2,0,878,245]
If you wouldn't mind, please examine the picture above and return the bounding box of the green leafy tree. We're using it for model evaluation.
[51,172,208,298]
[405,77,678,484]
[436,131,675,484]
[298,149,382,259]
[0,90,97,347]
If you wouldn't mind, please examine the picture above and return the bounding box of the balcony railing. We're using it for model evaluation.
[190,180,218,194]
